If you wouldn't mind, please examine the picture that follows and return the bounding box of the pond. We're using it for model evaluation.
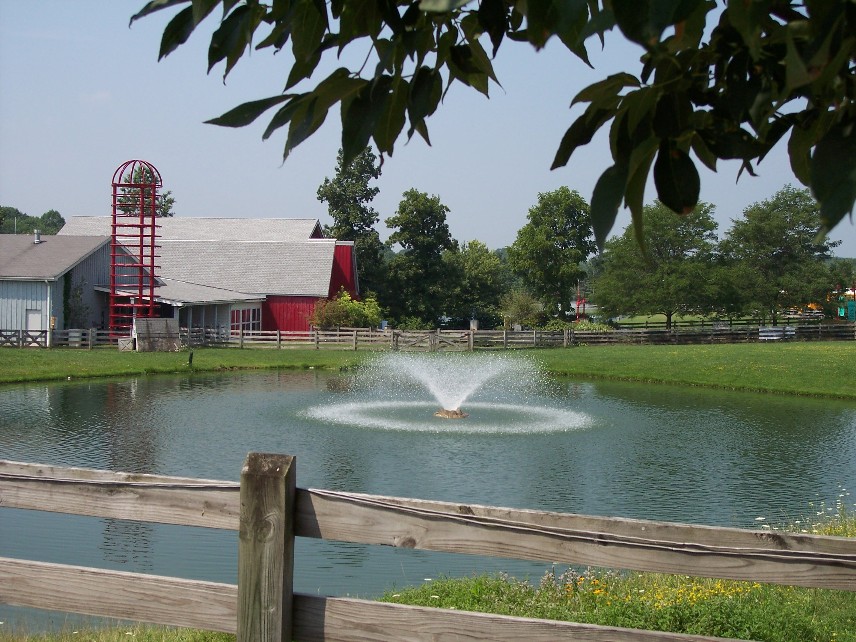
[1,353,855,631]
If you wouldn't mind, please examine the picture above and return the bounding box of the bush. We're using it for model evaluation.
[309,289,382,329]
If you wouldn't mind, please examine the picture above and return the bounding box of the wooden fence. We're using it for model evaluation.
[2,322,854,350]
[1,454,855,641]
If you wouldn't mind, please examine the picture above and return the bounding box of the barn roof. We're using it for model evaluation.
[59,216,323,241]
[157,240,337,298]
[0,235,109,280]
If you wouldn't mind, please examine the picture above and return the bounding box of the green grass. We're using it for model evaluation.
[532,342,856,399]
[1,342,855,399]
[0,347,367,384]
[380,569,856,642]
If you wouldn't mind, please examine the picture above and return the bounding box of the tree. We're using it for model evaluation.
[499,289,542,329]
[719,185,840,324]
[133,0,855,246]
[0,206,27,233]
[592,201,720,328]
[507,187,596,317]
[117,165,176,217]
[441,240,506,328]
[385,189,457,324]
[0,206,64,234]
[317,147,386,296]
[39,210,65,235]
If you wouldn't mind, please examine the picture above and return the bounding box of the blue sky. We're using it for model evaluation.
[1,1,853,257]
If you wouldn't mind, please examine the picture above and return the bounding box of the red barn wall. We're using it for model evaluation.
[263,296,319,332]
[329,243,358,298]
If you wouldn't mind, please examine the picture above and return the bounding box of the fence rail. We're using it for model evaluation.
[1,455,854,641]
[1,322,854,350]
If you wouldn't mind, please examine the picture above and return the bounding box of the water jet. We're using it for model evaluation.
[304,352,591,434]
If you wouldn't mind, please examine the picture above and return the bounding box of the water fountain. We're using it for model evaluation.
[303,352,592,434]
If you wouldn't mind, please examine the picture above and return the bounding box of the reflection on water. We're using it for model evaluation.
[1,369,855,631]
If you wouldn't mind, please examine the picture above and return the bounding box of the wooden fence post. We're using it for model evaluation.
[239,326,244,349]
[314,330,319,350]
[468,330,474,351]
[276,330,281,350]
[237,452,295,642]
[352,329,358,351]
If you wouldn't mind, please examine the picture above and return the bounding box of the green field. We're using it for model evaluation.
[1,342,854,399]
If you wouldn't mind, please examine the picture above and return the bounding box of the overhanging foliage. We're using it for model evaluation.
[131,0,855,245]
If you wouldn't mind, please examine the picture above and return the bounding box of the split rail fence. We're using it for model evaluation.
[3,322,854,350]
[2,453,855,641]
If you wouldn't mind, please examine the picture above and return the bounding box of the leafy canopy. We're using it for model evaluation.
[592,201,720,327]
[507,187,596,313]
[131,0,855,243]
[317,147,385,295]
[719,184,841,322]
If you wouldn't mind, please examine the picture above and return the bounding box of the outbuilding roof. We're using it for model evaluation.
[59,216,323,241]
[157,239,337,298]
[0,234,109,280]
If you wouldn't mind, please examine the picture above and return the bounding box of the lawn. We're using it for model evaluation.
[1,342,854,400]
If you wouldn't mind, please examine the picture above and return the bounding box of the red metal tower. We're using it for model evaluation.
[109,160,161,336]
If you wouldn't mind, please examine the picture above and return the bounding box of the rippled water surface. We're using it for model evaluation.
[2,364,855,630]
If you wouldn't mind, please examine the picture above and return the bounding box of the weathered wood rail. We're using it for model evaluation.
[1,455,854,641]
[2,322,854,350]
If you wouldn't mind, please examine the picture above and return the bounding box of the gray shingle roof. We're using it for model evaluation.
[0,235,109,280]
[157,240,337,298]
[56,216,342,304]
[59,216,323,241]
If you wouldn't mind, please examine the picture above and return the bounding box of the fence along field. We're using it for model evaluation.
[1,453,855,641]
[2,321,855,349]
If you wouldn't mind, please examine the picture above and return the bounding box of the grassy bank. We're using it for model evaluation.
[1,342,854,399]
[381,505,856,642]
[532,341,856,398]
[0,347,366,384]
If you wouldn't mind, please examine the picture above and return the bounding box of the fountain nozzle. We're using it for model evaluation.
[434,408,469,419]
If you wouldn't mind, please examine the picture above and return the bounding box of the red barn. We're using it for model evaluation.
[59,217,359,332]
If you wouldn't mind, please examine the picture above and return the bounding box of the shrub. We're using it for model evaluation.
[309,289,382,329]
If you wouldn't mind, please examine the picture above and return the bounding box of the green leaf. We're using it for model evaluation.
[284,96,326,161]
[261,97,308,141]
[590,163,629,250]
[613,0,704,47]
[342,77,393,164]
[784,26,812,92]
[205,94,292,127]
[811,122,856,233]
[290,0,327,63]
[690,132,717,172]
[285,51,321,89]
[407,66,442,138]
[478,0,507,56]
[130,0,188,26]
[625,147,656,254]
[572,73,640,107]
[158,5,195,60]
[374,77,409,155]
[525,0,589,50]
[653,141,700,214]
[551,105,613,169]
[207,4,265,76]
